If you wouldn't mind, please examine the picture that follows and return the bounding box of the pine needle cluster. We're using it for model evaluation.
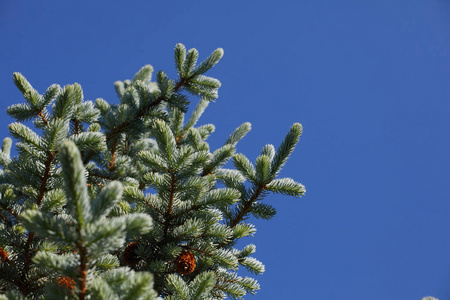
[0,44,305,299]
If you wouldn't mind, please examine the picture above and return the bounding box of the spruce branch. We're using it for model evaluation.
[163,172,177,239]
[109,137,118,171]
[0,212,8,224]
[77,242,88,300]
[38,151,56,206]
[0,203,18,219]
[270,123,302,178]
[105,78,186,142]
[71,118,80,135]
[2,137,12,157]
[229,184,266,229]
[20,232,35,295]
[38,111,49,126]
[19,148,56,296]
[82,77,188,167]
[1,44,304,299]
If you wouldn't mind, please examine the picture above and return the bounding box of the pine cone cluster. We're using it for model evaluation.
[174,250,196,275]
[0,247,9,263]
[123,242,141,265]
[56,276,76,290]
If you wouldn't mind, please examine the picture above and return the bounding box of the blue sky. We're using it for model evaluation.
[1,1,450,299]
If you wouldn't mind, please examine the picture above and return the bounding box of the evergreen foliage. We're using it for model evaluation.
[0,44,305,299]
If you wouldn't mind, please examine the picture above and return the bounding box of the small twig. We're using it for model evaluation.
[37,151,55,206]
[72,119,80,135]
[37,111,48,126]
[0,203,18,219]
[229,185,266,228]
[201,167,212,177]
[163,172,176,238]
[109,138,118,171]
[143,198,165,217]
[0,213,7,223]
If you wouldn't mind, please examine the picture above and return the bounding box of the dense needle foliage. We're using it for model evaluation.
[0,44,305,299]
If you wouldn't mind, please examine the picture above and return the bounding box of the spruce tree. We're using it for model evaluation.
[0,43,305,299]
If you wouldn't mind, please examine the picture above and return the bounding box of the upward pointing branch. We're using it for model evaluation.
[20,149,55,296]
[83,78,187,165]
[229,185,266,228]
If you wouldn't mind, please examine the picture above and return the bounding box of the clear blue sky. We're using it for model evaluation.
[1,1,450,299]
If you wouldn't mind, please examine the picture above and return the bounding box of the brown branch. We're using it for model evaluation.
[124,135,131,153]
[19,232,35,295]
[201,167,212,177]
[0,213,7,223]
[11,187,32,201]
[175,135,184,145]
[72,119,80,135]
[37,151,55,206]
[0,203,18,219]
[163,172,176,238]
[37,111,48,126]
[19,151,55,295]
[143,198,165,217]
[23,232,35,269]
[229,185,266,228]
[167,173,176,217]
[138,182,146,190]
[170,204,199,220]
[77,243,88,300]
[109,138,118,171]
